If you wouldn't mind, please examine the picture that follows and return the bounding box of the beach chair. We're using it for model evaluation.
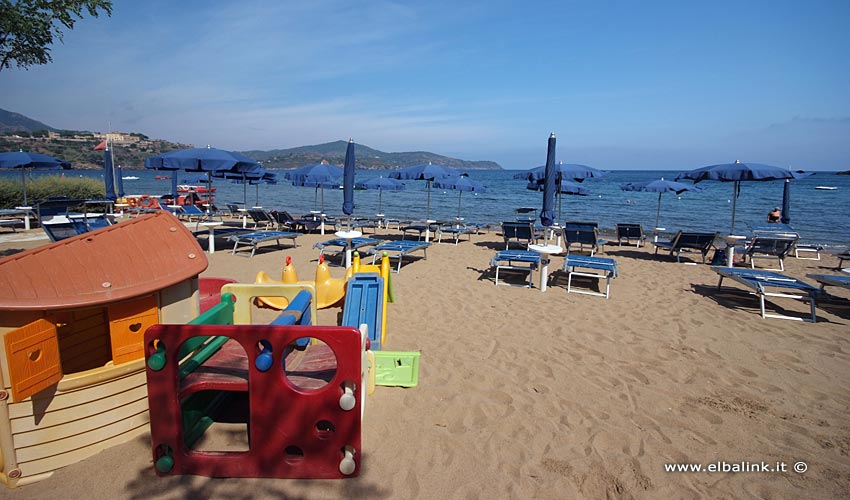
[180,204,218,223]
[562,224,607,256]
[225,203,242,219]
[0,219,18,233]
[366,240,430,272]
[490,250,540,287]
[314,237,380,263]
[500,221,541,250]
[834,250,850,269]
[616,223,645,247]
[400,222,440,241]
[561,255,618,298]
[652,231,717,263]
[247,209,276,229]
[711,267,820,322]
[749,223,822,261]
[806,274,850,295]
[741,235,798,272]
[227,230,301,257]
[436,223,474,245]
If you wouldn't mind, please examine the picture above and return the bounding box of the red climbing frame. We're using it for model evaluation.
[144,324,363,479]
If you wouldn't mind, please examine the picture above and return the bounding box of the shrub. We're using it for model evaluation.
[0,175,104,208]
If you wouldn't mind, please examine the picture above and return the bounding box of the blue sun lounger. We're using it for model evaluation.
[562,255,618,298]
[490,250,540,287]
[314,237,380,260]
[367,240,430,272]
[806,274,850,294]
[227,230,300,257]
[711,267,820,322]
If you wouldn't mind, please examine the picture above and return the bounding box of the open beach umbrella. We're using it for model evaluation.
[675,160,807,234]
[434,174,488,219]
[527,179,589,221]
[343,139,356,218]
[0,151,72,206]
[620,178,703,230]
[388,162,460,221]
[514,161,606,184]
[145,146,262,202]
[355,176,405,214]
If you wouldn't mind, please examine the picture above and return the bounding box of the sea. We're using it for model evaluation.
[5,168,849,247]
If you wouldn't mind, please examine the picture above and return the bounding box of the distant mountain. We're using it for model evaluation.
[1,109,503,170]
[240,140,502,171]
[0,108,57,134]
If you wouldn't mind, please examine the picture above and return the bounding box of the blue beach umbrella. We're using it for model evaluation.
[115,163,125,198]
[343,139,356,218]
[145,146,262,201]
[0,151,72,206]
[284,162,344,214]
[620,178,703,230]
[514,161,606,184]
[103,145,116,201]
[675,160,807,234]
[355,176,405,214]
[781,180,791,225]
[540,133,557,228]
[388,162,460,221]
[434,174,488,219]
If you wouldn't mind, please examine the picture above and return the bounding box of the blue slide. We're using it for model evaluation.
[342,273,384,350]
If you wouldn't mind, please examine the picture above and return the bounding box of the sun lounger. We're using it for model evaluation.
[562,255,618,298]
[401,222,440,241]
[367,240,430,272]
[490,250,540,287]
[806,274,850,295]
[741,235,798,271]
[247,209,276,229]
[437,224,474,245]
[314,237,380,260]
[616,223,645,247]
[835,250,850,269]
[0,219,18,233]
[228,230,300,257]
[749,223,823,261]
[711,266,820,322]
[652,231,717,263]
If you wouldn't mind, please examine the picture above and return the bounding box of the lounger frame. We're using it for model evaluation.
[712,267,819,322]
[490,250,540,288]
[368,240,429,272]
[562,255,618,299]
[228,231,300,257]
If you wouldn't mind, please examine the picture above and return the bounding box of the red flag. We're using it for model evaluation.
[94,140,107,151]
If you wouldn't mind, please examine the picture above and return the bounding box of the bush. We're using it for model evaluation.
[0,175,104,208]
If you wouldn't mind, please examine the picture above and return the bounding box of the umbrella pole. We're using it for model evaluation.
[655,192,662,230]
[426,180,431,221]
[21,168,27,206]
[243,174,248,206]
[206,172,212,213]
[378,189,383,214]
[457,191,462,220]
[730,181,738,234]
[255,184,259,207]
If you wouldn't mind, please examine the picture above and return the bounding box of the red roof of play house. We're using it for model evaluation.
[0,211,208,310]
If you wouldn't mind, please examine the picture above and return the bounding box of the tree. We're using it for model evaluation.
[0,0,112,73]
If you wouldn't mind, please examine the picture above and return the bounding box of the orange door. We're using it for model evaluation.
[4,318,63,402]
[108,295,159,365]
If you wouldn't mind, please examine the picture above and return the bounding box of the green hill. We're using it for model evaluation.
[1,108,503,170]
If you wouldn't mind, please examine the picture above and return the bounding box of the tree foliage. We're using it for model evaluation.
[0,0,112,72]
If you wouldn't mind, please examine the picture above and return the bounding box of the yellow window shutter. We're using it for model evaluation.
[4,318,63,403]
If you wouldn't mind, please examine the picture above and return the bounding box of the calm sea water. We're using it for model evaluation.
[6,168,849,247]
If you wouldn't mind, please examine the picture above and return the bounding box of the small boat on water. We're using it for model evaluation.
[155,175,171,180]
[122,176,140,180]
[815,186,838,190]
[177,184,216,194]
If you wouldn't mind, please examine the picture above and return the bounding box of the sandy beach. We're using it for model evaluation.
[1,223,849,500]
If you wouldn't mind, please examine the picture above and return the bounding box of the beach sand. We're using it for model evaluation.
[1,224,849,499]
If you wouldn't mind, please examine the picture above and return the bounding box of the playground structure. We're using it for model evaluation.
[254,253,394,348]
[144,283,368,478]
[0,212,210,488]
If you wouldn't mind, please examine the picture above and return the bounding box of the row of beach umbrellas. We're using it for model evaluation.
[3,140,806,234]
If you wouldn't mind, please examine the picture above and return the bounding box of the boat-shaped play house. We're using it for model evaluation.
[0,211,208,487]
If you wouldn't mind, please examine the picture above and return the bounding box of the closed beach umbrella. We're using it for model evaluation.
[620,178,703,230]
[0,151,72,206]
[781,180,791,225]
[388,162,460,221]
[434,174,488,219]
[675,160,806,234]
[355,176,405,214]
[102,145,116,202]
[343,139,356,218]
[540,133,557,229]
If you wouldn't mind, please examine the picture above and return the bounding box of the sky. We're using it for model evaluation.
[1,0,849,170]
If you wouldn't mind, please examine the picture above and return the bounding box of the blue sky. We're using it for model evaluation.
[1,0,848,170]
